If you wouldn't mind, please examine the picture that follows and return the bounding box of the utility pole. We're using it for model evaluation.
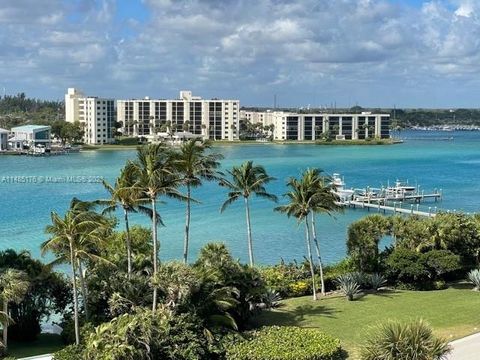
[273,94,277,110]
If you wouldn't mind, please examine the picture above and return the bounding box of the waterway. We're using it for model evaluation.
[0,130,479,265]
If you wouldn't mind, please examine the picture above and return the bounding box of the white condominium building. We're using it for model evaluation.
[117,91,240,141]
[240,111,390,140]
[65,88,116,145]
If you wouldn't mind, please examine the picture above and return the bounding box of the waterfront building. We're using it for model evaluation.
[240,110,390,140]
[117,91,240,141]
[65,88,116,145]
[9,125,51,150]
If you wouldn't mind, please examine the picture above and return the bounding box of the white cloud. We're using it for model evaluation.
[1,0,480,107]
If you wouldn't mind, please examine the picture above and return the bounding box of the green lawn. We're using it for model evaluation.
[8,334,64,358]
[252,285,480,359]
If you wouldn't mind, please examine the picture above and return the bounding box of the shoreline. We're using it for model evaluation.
[80,139,398,151]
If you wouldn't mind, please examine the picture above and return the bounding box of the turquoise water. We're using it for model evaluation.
[0,130,479,265]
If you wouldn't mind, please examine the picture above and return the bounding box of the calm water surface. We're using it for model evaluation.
[1,130,479,264]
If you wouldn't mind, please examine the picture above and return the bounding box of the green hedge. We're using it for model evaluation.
[53,345,84,360]
[115,136,139,145]
[226,326,345,360]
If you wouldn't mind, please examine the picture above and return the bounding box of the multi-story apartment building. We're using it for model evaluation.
[117,91,240,141]
[65,88,116,145]
[240,110,390,140]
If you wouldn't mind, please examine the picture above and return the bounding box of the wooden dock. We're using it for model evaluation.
[339,200,438,217]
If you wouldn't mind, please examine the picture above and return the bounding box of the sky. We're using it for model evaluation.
[1,0,480,108]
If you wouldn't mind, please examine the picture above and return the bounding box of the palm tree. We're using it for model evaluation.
[275,170,331,300]
[131,144,184,311]
[303,169,341,296]
[42,198,109,345]
[171,139,223,264]
[98,163,152,277]
[220,161,277,266]
[0,269,29,350]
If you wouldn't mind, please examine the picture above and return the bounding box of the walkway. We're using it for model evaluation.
[447,332,480,360]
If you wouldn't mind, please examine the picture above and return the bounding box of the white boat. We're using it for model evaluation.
[331,173,354,201]
[385,180,417,199]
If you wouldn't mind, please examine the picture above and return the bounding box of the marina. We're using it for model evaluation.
[332,174,443,217]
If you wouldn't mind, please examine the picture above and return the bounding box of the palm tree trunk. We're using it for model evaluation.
[183,184,191,264]
[77,259,89,320]
[311,213,325,296]
[3,300,7,350]
[151,198,158,312]
[244,196,254,267]
[124,208,132,277]
[70,240,80,345]
[305,216,317,301]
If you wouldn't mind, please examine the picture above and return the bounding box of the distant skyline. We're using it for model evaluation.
[2,0,480,108]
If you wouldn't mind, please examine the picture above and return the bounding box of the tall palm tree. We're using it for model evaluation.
[275,170,334,300]
[42,198,109,345]
[0,269,29,350]
[303,169,341,296]
[98,163,152,277]
[220,161,277,266]
[171,139,223,264]
[131,144,184,311]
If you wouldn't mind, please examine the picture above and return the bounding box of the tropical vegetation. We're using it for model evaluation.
[0,141,479,358]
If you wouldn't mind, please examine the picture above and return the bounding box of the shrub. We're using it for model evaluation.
[433,280,447,290]
[53,345,84,360]
[259,261,311,297]
[369,273,386,292]
[194,243,267,327]
[360,319,450,360]
[385,248,461,289]
[335,274,361,301]
[115,136,138,145]
[288,280,310,297]
[422,250,461,279]
[385,248,428,285]
[323,258,356,292]
[467,269,480,290]
[0,250,71,342]
[226,326,345,360]
[84,309,215,360]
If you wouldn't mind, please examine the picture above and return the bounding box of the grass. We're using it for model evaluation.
[252,285,480,359]
[8,334,64,358]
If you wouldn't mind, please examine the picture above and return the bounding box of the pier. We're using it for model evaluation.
[354,190,442,204]
[340,200,438,217]
[332,174,443,218]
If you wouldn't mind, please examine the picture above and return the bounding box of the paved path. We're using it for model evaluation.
[447,333,480,360]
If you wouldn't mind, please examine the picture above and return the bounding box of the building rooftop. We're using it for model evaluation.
[0,128,9,133]
[11,125,51,132]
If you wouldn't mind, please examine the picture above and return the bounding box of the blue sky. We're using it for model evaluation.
[1,0,480,108]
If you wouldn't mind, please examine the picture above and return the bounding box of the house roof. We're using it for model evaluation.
[0,128,8,133]
[11,125,51,132]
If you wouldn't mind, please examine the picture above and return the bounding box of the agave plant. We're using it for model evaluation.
[361,319,450,360]
[467,269,480,291]
[369,273,387,292]
[350,271,368,288]
[335,274,361,301]
[261,289,282,309]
